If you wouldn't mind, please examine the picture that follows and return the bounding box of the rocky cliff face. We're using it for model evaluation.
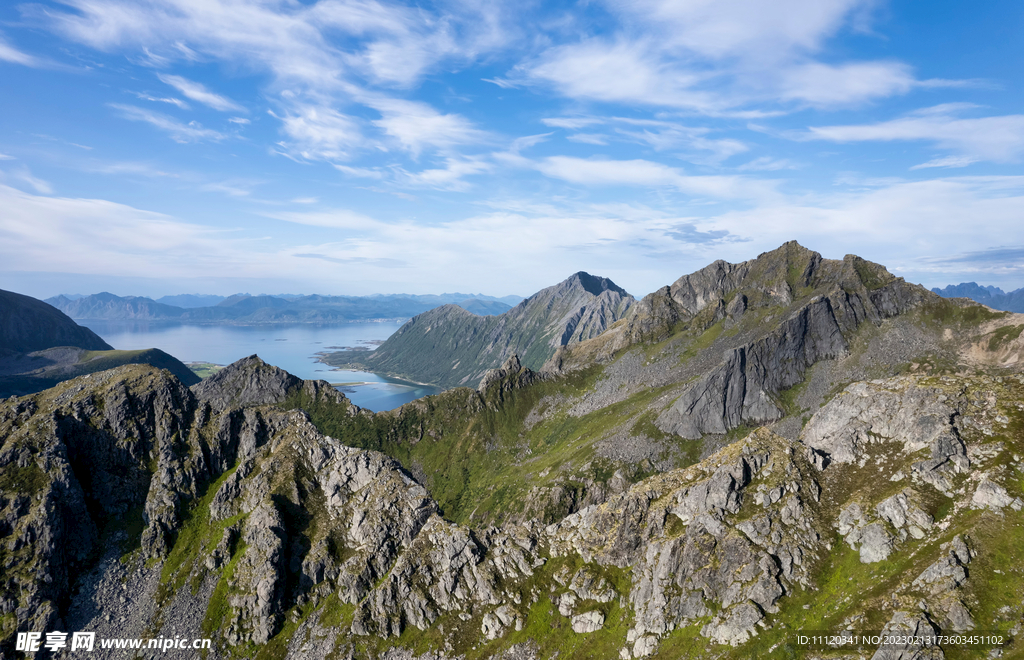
[544,243,931,441]
[323,272,634,389]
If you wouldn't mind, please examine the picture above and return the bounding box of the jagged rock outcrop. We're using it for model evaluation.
[544,428,826,656]
[478,355,544,395]
[650,243,928,438]
[0,365,202,638]
[912,535,975,632]
[870,611,943,660]
[658,297,850,438]
[323,272,634,389]
[802,377,969,494]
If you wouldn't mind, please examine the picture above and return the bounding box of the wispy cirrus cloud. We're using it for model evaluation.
[532,156,777,200]
[369,98,490,157]
[0,33,40,66]
[157,74,244,112]
[9,167,54,194]
[36,0,505,167]
[269,105,364,161]
[134,92,189,109]
[110,104,226,142]
[804,104,1024,164]
[0,184,228,277]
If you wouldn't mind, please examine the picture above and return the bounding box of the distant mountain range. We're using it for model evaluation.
[932,282,1024,313]
[44,291,523,323]
[322,271,635,388]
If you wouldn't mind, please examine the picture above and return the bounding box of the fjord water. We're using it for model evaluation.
[78,320,442,411]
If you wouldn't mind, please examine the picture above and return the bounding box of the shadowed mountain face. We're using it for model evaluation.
[4,244,1024,660]
[0,288,198,397]
[933,282,1024,313]
[0,289,112,355]
[322,271,635,389]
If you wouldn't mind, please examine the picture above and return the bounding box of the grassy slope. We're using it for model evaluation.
[78,348,201,386]
[0,347,200,397]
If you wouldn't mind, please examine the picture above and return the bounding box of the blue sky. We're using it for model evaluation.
[1,0,1023,300]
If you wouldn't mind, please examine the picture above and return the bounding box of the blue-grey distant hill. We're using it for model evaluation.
[156,293,226,308]
[44,291,522,324]
[931,282,1024,313]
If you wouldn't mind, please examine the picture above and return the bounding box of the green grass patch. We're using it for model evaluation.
[775,379,810,417]
[988,324,1024,352]
[917,299,1007,330]
[189,362,226,379]
[157,461,243,602]
[676,319,726,366]
[287,365,678,526]
[0,463,47,495]
[202,538,248,638]
[852,258,894,292]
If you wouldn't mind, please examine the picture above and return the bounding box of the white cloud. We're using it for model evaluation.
[11,168,54,194]
[269,106,363,160]
[399,158,492,191]
[513,0,951,112]
[736,156,800,171]
[134,92,189,109]
[90,161,178,177]
[602,0,866,61]
[541,117,603,130]
[910,156,979,170]
[0,184,228,277]
[158,74,244,112]
[200,181,254,197]
[332,164,384,178]
[775,61,916,107]
[228,117,250,125]
[567,133,609,145]
[519,39,716,110]
[533,156,775,200]
[0,153,15,161]
[110,104,226,142]
[805,106,1024,163]
[0,35,41,66]
[369,98,489,157]
[266,208,379,230]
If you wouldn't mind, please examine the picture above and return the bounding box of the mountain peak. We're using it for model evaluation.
[564,271,629,298]
[191,354,302,412]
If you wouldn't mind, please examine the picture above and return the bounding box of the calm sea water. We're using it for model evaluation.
[78,320,442,411]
